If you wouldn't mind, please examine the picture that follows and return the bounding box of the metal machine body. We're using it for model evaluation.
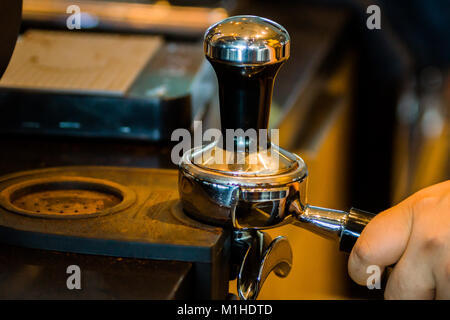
[0,0,21,78]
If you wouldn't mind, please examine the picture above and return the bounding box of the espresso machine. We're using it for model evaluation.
[0,15,374,300]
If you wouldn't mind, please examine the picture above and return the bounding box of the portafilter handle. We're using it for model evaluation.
[289,200,376,253]
[204,15,290,147]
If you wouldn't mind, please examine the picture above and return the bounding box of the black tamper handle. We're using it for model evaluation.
[208,60,284,138]
[203,16,290,147]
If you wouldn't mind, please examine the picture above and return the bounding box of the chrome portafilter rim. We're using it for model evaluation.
[177,144,309,230]
[179,144,308,188]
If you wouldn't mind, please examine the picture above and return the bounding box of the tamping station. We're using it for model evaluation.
[0,15,375,301]
[178,15,376,299]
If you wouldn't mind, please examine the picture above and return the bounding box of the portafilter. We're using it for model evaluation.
[178,16,375,299]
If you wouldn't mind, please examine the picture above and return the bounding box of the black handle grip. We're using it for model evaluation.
[208,59,284,148]
[339,208,376,253]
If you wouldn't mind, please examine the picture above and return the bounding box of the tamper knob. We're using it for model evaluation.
[204,15,290,66]
[204,16,290,147]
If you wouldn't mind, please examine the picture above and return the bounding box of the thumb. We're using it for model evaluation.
[348,198,413,285]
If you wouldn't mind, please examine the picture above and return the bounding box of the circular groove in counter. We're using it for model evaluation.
[0,176,136,219]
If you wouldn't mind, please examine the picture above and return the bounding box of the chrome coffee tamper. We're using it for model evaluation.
[178,16,375,300]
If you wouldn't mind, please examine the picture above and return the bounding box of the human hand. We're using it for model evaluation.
[348,180,450,299]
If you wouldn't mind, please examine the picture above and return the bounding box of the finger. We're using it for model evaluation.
[348,199,413,286]
[435,266,450,299]
[384,247,435,299]
[434,254,450,299]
